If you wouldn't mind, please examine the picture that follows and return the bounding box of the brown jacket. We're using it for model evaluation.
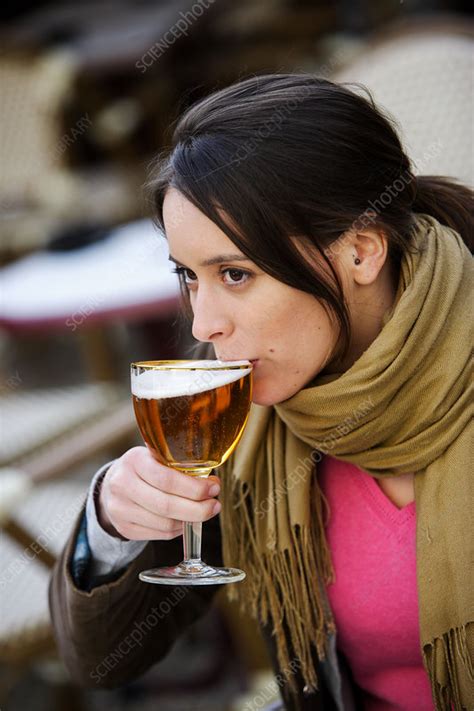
[48,505,359,710]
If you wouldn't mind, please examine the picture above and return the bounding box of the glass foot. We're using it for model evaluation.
[139,560,246,586]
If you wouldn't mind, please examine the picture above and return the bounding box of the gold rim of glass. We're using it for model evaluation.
[131,359,252,371]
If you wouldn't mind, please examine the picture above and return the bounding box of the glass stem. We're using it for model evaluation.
[183,521,202,562]
[182,469,211,565]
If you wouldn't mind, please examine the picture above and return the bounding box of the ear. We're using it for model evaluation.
[342,228,389,286]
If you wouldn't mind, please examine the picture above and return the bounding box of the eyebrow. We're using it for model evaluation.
[168,254,251,267]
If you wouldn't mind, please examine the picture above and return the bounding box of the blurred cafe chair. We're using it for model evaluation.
[0,46,145,262]
[332,17,473,187]
[0,385,136,709]
[0,473,89,709]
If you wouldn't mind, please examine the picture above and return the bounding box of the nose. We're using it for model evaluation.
[191,287,233,343]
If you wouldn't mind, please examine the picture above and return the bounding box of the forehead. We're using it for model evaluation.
[163,187,243,258]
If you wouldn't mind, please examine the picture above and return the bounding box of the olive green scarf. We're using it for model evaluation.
[220,214,473,710]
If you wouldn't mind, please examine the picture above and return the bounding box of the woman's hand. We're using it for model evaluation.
[97,446,221,541]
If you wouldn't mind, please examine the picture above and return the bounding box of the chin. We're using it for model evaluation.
[250,382,272,406]
[251,384,293,407]
[252,395,272,406]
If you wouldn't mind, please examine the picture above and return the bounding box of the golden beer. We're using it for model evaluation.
[131,360,252,476]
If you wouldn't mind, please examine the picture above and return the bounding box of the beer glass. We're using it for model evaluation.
[130,359,253,585]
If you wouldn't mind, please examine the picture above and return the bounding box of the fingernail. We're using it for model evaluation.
[213,500,221,514]
[208,484,220,497]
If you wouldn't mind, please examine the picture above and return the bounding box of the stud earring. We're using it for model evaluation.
[354,256,361,265]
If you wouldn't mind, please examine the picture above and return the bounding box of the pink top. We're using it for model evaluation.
[318,454,434,710]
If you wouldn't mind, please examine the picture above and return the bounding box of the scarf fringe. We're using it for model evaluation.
[221,474,336,692]
[422,624,474,710]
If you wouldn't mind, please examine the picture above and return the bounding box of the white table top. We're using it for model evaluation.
[0,219,180,330]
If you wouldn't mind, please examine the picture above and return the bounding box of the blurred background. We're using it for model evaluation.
[0,1,472,710]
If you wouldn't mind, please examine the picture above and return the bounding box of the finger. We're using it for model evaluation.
[112,500,183,534]
[120,521,183,541]
[132,449,221,500]
[128,477,221,523]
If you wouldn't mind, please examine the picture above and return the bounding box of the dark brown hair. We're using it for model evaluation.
[147,73,473,364]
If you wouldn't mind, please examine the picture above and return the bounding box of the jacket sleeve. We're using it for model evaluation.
[85,462,147,578]
[48,505,223,689]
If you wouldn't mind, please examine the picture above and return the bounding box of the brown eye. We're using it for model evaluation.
[172,266,197,284]
[183,268,197,283]
[222,269,250,285]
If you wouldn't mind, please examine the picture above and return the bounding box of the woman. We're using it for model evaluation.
[49,74,473,710]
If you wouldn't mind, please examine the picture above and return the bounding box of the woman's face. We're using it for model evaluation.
[163,188,339,406]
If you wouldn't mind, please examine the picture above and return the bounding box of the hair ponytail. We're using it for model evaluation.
[412,176,473,253]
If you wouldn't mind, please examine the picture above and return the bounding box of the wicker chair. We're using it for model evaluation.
[331,18,473,186]
[0,382,137,708]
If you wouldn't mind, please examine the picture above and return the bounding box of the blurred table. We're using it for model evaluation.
[0,219,180,332]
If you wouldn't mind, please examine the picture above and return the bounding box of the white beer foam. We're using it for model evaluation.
[131,360,252,399]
